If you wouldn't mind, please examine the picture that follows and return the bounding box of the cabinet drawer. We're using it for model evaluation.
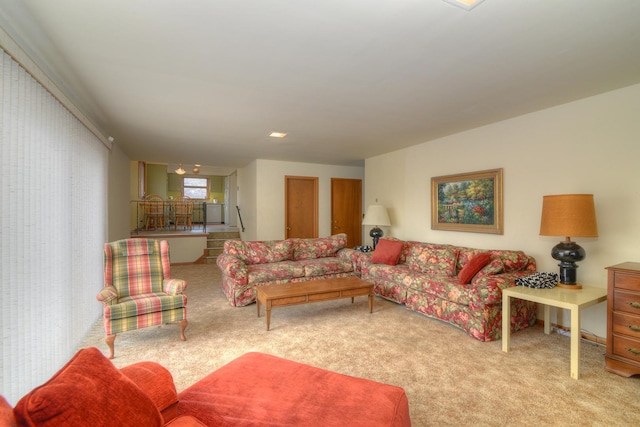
[309,291,341,301]
[613,312,640,339]
[272,296,307,306]
[612,334,640,363]
[613,272,640,291]
[613,290,640,314]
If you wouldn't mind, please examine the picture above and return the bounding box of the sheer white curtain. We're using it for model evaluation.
[0,48,108,404]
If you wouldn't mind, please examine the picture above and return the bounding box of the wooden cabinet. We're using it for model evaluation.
[605,262,640,377]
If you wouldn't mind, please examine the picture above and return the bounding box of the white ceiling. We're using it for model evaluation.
[2,0,640,169]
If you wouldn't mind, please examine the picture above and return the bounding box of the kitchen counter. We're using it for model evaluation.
[206,203,224,223]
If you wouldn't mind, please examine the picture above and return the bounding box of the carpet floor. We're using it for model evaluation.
[80,264,640,426]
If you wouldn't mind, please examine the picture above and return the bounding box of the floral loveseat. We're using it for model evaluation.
[361,238,537,341]
[217,233,361,306]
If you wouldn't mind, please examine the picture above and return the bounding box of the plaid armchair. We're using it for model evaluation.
[96,239,188,358]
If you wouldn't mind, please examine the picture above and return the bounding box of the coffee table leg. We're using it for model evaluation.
[257,299,261,317]
[368,290,373,313]
[266,305,271,331]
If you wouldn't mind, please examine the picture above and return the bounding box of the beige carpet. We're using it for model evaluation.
[80,264,640,426]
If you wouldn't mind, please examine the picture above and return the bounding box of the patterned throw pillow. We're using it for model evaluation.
[407,246,458,276]
[474,258,504,279]
[515,272,559,288]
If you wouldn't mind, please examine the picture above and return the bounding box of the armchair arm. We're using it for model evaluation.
[164,278,187,294]
[216,253,248,285]
[120,361,179,424]
[96,286,118,305]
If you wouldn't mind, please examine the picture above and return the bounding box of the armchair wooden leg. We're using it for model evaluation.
[106,334,116,359]
[179,319,188,341]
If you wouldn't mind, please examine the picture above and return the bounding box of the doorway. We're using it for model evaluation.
[285,176,318,238]
[331,178,362,248]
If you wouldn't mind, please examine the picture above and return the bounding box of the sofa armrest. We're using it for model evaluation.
[336,248,365,273]
[216,253,248,285]
[470,271,536,307]
[120,361,179,425]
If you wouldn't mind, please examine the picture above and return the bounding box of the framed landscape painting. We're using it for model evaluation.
[431,168,503,234]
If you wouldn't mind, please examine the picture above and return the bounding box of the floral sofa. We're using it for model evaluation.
[361,238,537,341]
[217,233,361,306]
[3,347,411,426]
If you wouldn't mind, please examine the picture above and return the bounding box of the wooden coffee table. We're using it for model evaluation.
[256,277,374,330]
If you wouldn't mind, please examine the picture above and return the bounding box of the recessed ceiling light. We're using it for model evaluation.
[442,0,484,11]
[269,132,287,138]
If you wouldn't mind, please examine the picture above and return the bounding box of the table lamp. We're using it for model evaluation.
[362,205,391,249]
[539,194,598,289]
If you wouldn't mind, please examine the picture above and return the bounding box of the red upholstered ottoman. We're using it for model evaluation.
[178,352,411,426]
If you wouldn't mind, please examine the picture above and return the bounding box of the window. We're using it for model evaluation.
[183,177,209,200]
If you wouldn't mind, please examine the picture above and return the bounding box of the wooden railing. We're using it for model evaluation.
[132,200,206,233]
[236,205,245,232]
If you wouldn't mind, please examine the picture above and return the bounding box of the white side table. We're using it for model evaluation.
[502,285,607,379]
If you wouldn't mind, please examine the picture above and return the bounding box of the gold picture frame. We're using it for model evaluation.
[431,168,503,234]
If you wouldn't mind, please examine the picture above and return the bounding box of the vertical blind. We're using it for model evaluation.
[0,48,108,404]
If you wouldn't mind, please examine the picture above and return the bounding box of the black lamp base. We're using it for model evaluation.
[551,239,585,288]
[370,227,383,249]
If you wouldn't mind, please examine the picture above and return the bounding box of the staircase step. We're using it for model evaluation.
[207,231,241,239]
[207,248,223,256]
[204,230,240,264]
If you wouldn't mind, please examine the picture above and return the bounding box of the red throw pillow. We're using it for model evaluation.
[458,252,492,284]
[14,347,163,426]
[371,239,404,265]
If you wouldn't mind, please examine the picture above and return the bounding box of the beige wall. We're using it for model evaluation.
[107,143,133,241]
[238,159,364,241]
[237,160,258,240]
[365,83,640,338]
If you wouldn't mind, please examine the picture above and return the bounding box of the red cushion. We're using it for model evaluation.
[371,239,404,265]
[13,347,163,427]
[0,396,16,426]
[178,352,411,427]
[458,252,492,284]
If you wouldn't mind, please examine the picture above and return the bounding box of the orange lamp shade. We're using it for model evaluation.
[539,194,598,238]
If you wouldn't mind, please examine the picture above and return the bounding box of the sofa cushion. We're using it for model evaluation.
[293,234,347,260]
[13,347,163,426]
[225,239,294,265]
[247,261,305,284]
[491,250,530,272]
[458,252,491,284]
[301,258,354,277]
[407,246,458,276]
[371,239,404,265]
[474,257,505,279]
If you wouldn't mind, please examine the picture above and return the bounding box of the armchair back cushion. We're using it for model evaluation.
[104,239,170,297]
[13,347,162,426]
